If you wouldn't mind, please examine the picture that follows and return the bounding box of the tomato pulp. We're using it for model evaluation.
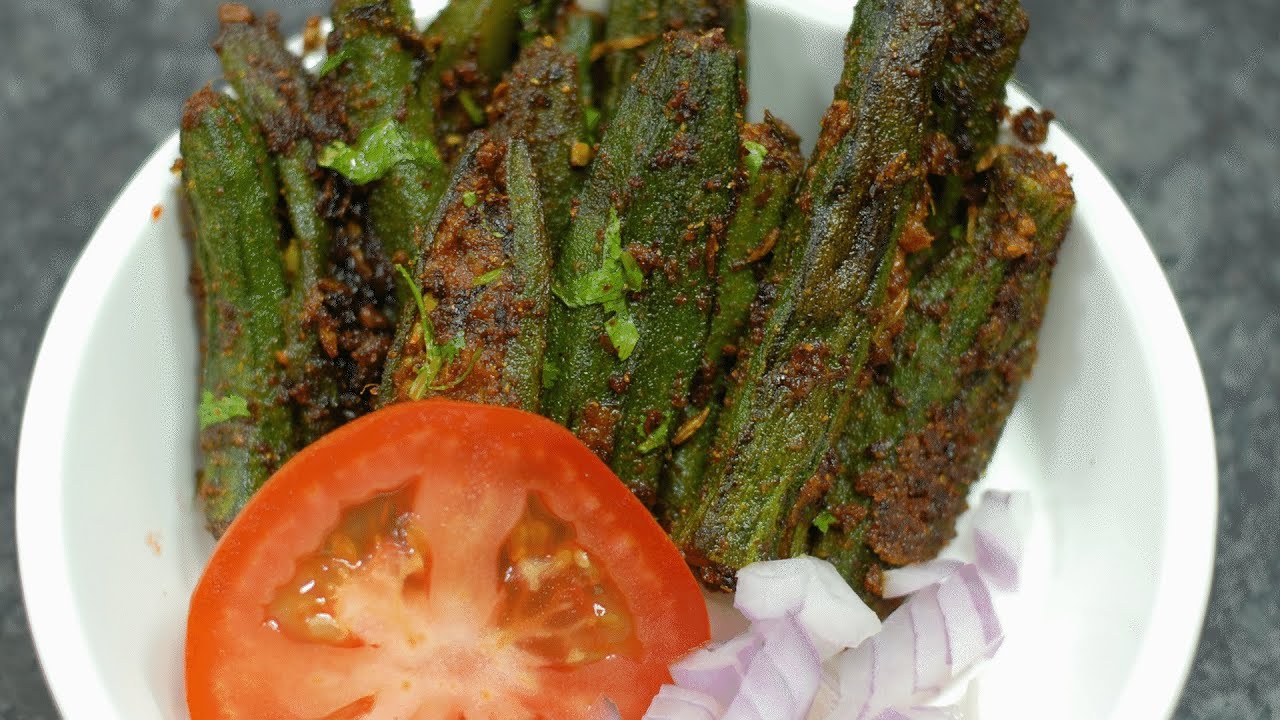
[186,401,710,720]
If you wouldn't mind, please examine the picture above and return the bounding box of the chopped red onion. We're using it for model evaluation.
[664,491,1029,720]
[722,615,822,720]
[936,564,1002,671]
[906,584,949,698]
[734,556,881,659]
[868,706,961,720]
[643,685,724,720]
[881,559,965,599]
[972,490,1031,591]
[670,632,764,708]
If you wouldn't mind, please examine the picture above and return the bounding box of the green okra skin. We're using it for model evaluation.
[517,0,572,45]
[504,140,555,409]
[917,0,1029,267]
[325,0,449,272]
[661,113,804,532]
[811,148,1075,603]
[422,0,525,142]
[490,41,587,252]
[328,0,422,137]
[556,6,605,114]
[181,89,295,536]
[379,133,551,411]
[598,0,747,126]
[541,31,742,505]
[676,0,947,588]
[215,8,343,445]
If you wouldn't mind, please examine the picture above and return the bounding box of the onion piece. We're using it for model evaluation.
[972,490,1031,591]
[868,706,961,720]
[936,564,1003,671]
[734,556,881,659]
[881,558,965,599]
[722,615,822,720]
[670,631,765,709]
[906,584,950,699]
[643,685,724,720]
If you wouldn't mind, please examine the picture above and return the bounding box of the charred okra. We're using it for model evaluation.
[661,114,804,532]
[677,0,948,588]
[380,134,551,410]
[181,89,295,535]
[542,31,742,505]
[489,40,589,251]
[811,148,1075,601]
[215,6,344,445]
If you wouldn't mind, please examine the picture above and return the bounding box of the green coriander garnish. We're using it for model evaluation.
[316,47,352,77]
[318,119,441,185]
[744,140,769,179]
[636,414,671,454]
[551,208,643,359]
[813,510,838,534]
[472,267,504,287]
[199,391,250,430]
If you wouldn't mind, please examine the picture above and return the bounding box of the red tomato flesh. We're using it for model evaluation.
[186,401,710,720]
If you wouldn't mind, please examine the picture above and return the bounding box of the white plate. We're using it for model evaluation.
[15,1,1216,718]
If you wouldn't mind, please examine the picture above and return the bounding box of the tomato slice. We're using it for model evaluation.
[186,401,710,720]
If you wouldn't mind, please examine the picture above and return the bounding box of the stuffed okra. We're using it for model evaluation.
[215,6,344,445]
[542,30,742,505]
[676,0,948,587]
[811,148,1075,600]
[380,134,551,410]
[181,89,296,535]
[661,114,804,531]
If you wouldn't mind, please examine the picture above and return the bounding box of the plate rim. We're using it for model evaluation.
[15,3,1218,718]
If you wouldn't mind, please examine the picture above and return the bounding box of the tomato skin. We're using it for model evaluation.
[186,401,710,720]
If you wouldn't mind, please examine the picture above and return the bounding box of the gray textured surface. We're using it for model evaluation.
[0,0,1276,717]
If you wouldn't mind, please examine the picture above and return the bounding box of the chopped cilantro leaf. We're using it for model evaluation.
[472,267,504,287]
[458,90,486,126]
[637,414,671,454]
[396,264,471,400]
[813,510,838,534]
[550,209,645,359]
[541,359,561,389]
[463,191,479,208]
[318,119,441,185]
[316,47,351,77]
[585,107,602,136]
[619,249,644,291]
[744,140,769,178]
[604,306,640,360]
[199,391,250,430]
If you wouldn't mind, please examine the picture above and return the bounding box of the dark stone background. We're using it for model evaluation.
[1,1,1276,717]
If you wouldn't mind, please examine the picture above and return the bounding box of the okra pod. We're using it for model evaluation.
[181,89,295,536]
[917,0,1029,265]
[215,7,343,445]
[597,0,746,125]
[811,148,1075,600]
[677,0,947,588]
[517,0,571,45]
[422,0,524,143]
[489,40,588,251]
[661,114,803,531]
[556,6,605,115]
[380,134,551,410]
[323,0,449,271]
[541,31,742,505]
